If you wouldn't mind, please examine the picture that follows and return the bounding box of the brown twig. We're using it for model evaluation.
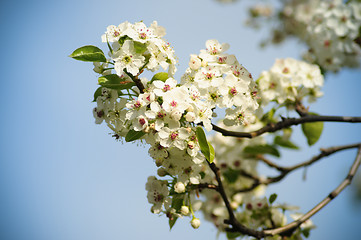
[123,69,146,93]
[212,115,361,139]
[223,144,361,238]
[263,145,361,237]
[238,143,361,192]
[207,161,267,239]
[191,183,219,191]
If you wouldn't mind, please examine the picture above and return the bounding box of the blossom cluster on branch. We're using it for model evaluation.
[70,17,361,240]
[247,0,361,72]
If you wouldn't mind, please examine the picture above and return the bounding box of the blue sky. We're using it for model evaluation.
[0,0,360,239]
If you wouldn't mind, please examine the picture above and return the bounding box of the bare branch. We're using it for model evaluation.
[285,143,361,172]
[212,115,361,138]
[264,145,361,237]
[190,183,218,191]
[207,161,267,239]
[123,70,146,93]
[225,145,361,238]
[238,143,361,193]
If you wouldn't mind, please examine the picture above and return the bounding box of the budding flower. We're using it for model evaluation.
[190,217,201,229]
[230,201,239,210]
[189,54,202,70]
[155,158,164,167]
[157,168,167,177]
[174,182,186,193]
[180,206,190,216]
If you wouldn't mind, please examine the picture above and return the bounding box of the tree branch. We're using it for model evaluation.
[207,161,267,239]
[206,143,361,238]
[191,183,218,191]
[263,145,361,237]
[212,115,361,138]
[123,69,146,93]
[238,143,361,193]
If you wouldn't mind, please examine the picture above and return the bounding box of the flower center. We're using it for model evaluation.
[324,40,331,47]
[205,72,214,80]
[237,112,244,122]
[163,84,171,92]
[170,132,179,140]
[282,67,289,74]
[123,55,132,64]
[217,56,227,64]
[139,118,146,125]
[157,112,166,119]
[210,92,219,100]
[170,100,177,107]
[154,192,163,202]
[229,87,238,96]
[133,100,141,109]
[233,70,240,77]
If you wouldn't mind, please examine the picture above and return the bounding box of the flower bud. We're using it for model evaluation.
[230,201,238,210]
[155,158,164,167]
[185,112,196,122]
[180,206,190,216]
[174,182,186,193]
[190,217,201,229]
[201,60,208,67]
[187,141,196,149]
[157,168,167,177]
[189,54,201,70]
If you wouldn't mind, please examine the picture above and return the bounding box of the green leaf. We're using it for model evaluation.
[223,168,239,184]
[302,228,310,238]
[169,216,178,230]
[151,72,169,83]
[133,41,148,54]
[169,194,184,230]
[118,35,131,45]
[196,127,215,163]
[98,74,135,90]
[274,136,299,149]
[269,193,277,204]
[301,113,324,146]
[92,87,103,102]
[171,194,184,212]
[125,129,146,142]
[69,45,106,62]
[244,144,280,157]
[226,231,241,239]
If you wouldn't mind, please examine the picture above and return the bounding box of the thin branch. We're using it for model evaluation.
[207,161,267,239]
[285,143,361,172]
[263,145,361,237]
[226,145,361,238]
[123,70,146,93]
[208,162,236,221]
[256,155,286,172]
[212,115,361,138]
[190,183,218,191]
[238,143,361,193]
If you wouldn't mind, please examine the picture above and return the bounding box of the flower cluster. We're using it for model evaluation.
[72,20,324,238]
[283,0,361,71]
[257,58,324,107]
[247,0,361,72]
[181,39,259,127]
[304,0,361,71]
[101,21,177,77]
